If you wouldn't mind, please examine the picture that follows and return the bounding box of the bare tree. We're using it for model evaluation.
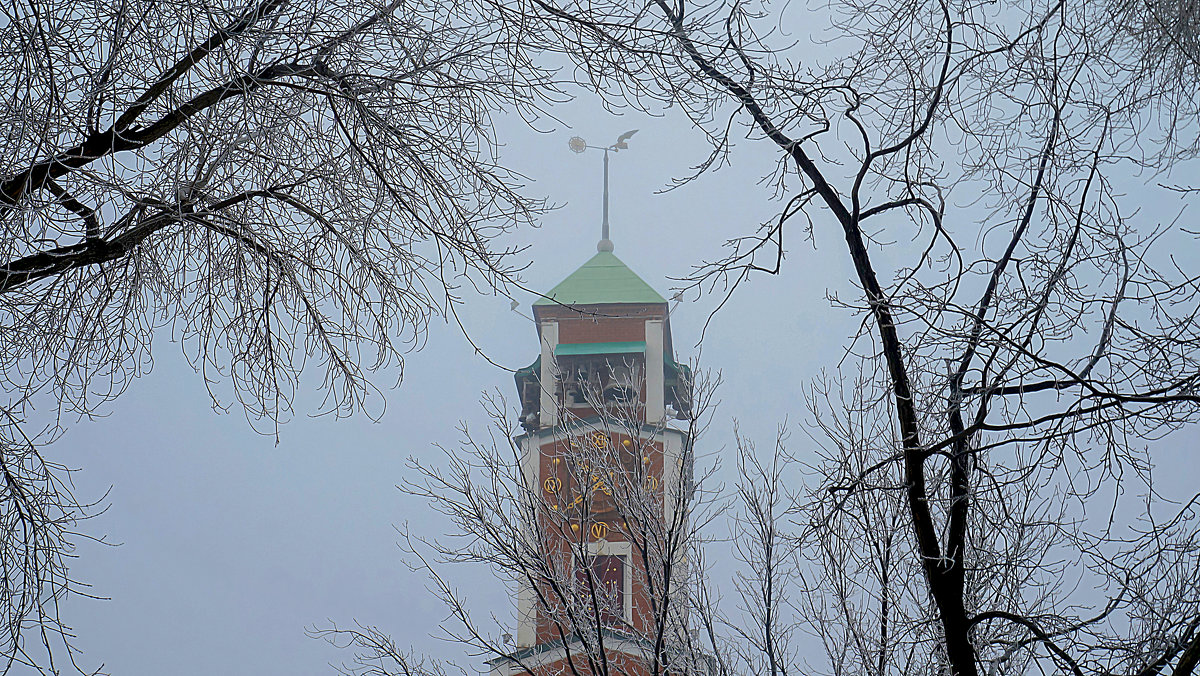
[21,0,1199,673]
[511,1,1200,674]
[1115,0,1200,152]
[0,0,557,670]
[349,365,727,676]
[311,621,449,676]
[413,1,1200,675]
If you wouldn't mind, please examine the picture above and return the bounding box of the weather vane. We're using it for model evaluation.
[569,130,638,252]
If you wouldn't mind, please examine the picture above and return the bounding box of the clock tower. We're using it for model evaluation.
[490,240,695,676]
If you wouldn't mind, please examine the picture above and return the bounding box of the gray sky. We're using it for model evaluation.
[34,96,865,675]
[25,84,1199,673]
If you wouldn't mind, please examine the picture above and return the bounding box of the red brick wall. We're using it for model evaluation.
[532,433,667,644]
[535,303,666,326]
[556,316,647,344]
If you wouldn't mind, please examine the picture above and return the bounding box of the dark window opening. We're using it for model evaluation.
[560,356,643,410]
[576,554,626,627]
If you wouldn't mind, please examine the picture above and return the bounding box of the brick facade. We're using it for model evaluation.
[496,253,694,676]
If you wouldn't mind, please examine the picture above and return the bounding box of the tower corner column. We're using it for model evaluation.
[539,321,559,428]
[645,319,665,422]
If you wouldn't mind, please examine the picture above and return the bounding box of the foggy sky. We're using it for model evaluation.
[35,96,861,675]
[26,87,1198,675]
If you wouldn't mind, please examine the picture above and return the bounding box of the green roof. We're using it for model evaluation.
[533,251,667,307]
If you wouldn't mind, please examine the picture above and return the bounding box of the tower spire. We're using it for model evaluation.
[569,130,638,253]
[600,148,612,252]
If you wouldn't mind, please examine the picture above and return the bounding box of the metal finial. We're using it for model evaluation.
[568,131,638,252]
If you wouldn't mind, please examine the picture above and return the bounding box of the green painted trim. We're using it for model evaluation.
[555,341,646,357]
[515,355,540,378]
[665,357,692,382]
[514,355,541,393]
[486,628,648,666]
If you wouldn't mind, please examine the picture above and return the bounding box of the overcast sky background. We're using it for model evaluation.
[20,62,1198,676]
[25,91,875,675]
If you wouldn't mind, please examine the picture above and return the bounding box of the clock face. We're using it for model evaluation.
[549,464,611,510]
[567,431,610,451]
[543,432,659,519]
